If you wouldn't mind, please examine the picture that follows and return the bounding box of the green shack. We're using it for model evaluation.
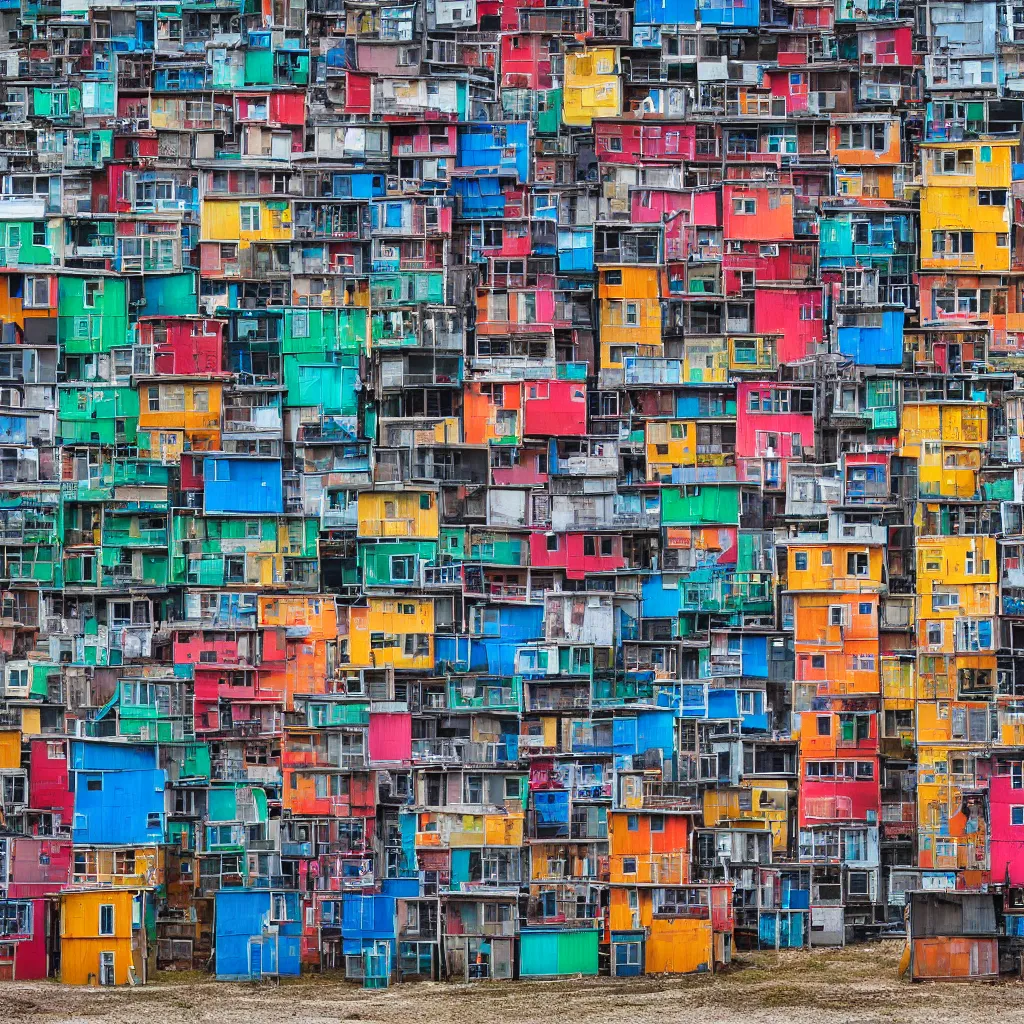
[518,928,600,978]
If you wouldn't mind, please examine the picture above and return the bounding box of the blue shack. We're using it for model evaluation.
[70,739,165,845]
[203,456,284,514]
[214,889,302,979]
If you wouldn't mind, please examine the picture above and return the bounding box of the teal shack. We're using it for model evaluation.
[518,928,600,978]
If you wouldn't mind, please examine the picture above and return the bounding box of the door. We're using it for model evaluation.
[614,940,642,976]
[249,941,262,978]
[491,938,513,980]
[99,951,115,986]
[272,133,291,160]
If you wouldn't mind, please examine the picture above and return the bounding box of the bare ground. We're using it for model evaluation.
[7,941,1024,1024]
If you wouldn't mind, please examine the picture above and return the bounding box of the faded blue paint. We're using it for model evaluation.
[399,811,418,876]
[448,177,505,218]
[0,416,27,444]
[457,123,529,180]
[557,228,595,272]
[341,893,396,953]
[70,740,165,845]
[837,309,904,366]
[642,574,682,618]
[142,273,199,316]
[481,606,544,674]
[215,889,302,980]
[534,791,570,837]
[680,683,707,717]
[741,635,769,677]
[636,710,674,757]
[203,457,283,514]
[634,0,696,30]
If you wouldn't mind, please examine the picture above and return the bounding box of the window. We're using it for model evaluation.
[829,605,847,627]
[732,198,756,215]
[616,941,641,967]
[839,123,887,151]
[24,276,49,309]
[978,188,1007,206]
[935,148,974,174]
[794,552,808,571]
[83,280,101,308]
[931,230,974,255]
[817,716,831,736]
[0,901,31,937]
[626,814,639,832]
[240,204,261,231]
[390,555,416,582]
[821,551,832,566]
[847,552,869,576]
[650,814,665,832]
[99,904,115,936]
[270,893,291,922]
[1012,807,1024,826]
[847,872,870,897]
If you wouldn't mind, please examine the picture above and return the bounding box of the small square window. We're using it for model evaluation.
[1013,806,1024,826]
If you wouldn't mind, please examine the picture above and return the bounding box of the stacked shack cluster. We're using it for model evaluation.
[5,0,1024,986]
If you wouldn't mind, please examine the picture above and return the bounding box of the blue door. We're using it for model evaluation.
[249,942,262,978]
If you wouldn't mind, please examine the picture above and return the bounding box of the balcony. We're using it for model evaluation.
[610,852,688,885]
[422,563,463,588]
[881,801,915,825]
[410,738,515,766]
[640,779,701,812]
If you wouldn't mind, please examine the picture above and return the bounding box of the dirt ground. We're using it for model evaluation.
[8,941,1024,1024]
